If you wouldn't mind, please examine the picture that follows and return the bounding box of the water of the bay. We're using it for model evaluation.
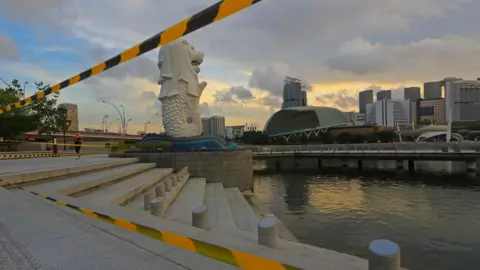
[253,172,480,270]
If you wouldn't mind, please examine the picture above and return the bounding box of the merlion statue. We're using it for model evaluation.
[157,39,207,137]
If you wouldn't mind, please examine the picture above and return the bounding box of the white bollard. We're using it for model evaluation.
[143,192,155,210]
[155,183,166,197]
[164,177,172,192]
[150,197,165,217]
[257,216,279,247]
[171,175,178,187]
[368,239,401,270]
[192,205,208,229]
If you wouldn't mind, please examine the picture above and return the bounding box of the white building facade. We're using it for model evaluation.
[366,99,411,127]
[444,78,480,121]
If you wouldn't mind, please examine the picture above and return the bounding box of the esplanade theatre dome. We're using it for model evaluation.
[264,106,349,135]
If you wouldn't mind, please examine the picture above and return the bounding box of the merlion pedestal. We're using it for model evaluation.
[139,39,237,151]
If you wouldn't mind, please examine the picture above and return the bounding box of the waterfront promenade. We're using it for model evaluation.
[0,154,389,269]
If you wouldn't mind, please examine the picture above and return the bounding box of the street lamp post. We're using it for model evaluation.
[144,121,151,134]
[107,119,120,133]
[101,115,109,133]
[23,81,28,99]
[125,118,132,134]
[120,105,126,134]
[102,101,125,137]
[0,78,11,88]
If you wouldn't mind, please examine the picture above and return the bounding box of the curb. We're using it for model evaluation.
[0,153,93,160]
[23,189,300,270]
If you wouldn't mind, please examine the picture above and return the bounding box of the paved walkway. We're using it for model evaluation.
[0,187,237,269]
[0,154,113,175]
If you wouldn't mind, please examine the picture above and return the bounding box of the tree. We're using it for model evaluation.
[0,80,39,139]
[376,130,397,143]
[0,79,64,139]
[336,132,354,143]
[26,82,66,135]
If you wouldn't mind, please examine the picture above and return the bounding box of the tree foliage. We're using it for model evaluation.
[0,79,68,139]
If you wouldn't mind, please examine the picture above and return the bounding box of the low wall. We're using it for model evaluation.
[256,156,475,176]
[120,150,253,191]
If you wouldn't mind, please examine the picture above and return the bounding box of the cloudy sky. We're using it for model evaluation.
[1,0,479,133]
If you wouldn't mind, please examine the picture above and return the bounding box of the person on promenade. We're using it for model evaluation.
[73,132,83,159]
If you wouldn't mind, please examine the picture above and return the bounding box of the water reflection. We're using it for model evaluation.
[254,173,480,270]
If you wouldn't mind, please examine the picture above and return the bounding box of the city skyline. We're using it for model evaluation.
[1,1,480,133]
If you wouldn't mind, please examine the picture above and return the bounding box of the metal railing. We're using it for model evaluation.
[245,142,480,155]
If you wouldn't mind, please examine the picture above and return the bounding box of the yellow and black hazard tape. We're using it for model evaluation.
[24,190,300,270]
[0,153,92,160]
[0,0,263,115]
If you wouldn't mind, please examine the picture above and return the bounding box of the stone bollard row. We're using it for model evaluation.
[150,197,166,216]
[192,205,208,229]
[143,192,155,211]
[257,216,279,248]
[368,239,401,270]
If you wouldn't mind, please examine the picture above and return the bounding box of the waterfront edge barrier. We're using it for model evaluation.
[0,0,264,115]
[22,189,300,270]
[0,153,93,160]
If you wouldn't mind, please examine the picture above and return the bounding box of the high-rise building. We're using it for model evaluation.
[301,91,308,106]
[282,76,303,109]
[58,103,79,131]
[404,87,421,100]
[365,99,411,127]
[201,117,210,135]
[444,78,480,121]
[414,98,446,124]
[209,116,226,137]
[423,81,443,99]
[358,89,373,114]
[376,90,392,101]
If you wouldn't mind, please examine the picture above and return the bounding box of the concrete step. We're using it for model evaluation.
[0,156,139,188]
[125,170,189,212]
[204,183,237,231]
[224,187,259,234]
[79,168,172,205]
[165,178,206,225]
[27,163,155,195]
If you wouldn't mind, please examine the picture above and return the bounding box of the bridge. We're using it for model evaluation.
[22,131,143,141]
[245,142,480,175]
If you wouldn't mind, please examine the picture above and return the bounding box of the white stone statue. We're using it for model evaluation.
[157,39,207,138]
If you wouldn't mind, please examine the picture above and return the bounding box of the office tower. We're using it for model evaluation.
[365,99,411,127]
[282,76,303,109]
[404,87,421,100]
[416,98,446,124]
[358,89,373,114]
[58,103,79,131]
[201,117,210,135]
[208,116,226,137]
[423,81,442,99]
[301,90,308,106]
[376,90,392,101]
[444,78,480,121]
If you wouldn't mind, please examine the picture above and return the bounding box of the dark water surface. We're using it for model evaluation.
[253,173,480,270]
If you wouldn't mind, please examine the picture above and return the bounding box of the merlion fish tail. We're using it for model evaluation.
[162,81,205,137]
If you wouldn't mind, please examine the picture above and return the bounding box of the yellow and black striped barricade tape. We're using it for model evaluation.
[24,190,301,270]
[0,0,264,115]
[0,153,92,160]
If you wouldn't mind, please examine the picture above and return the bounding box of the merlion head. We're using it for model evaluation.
[157,39,204,89]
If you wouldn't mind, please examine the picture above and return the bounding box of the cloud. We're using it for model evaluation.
[88,47,158,83]
[0,0,77,32]
[214,86,254,103]
[0,34,19,61]
[325,35,480,83]
[315,89,359,111]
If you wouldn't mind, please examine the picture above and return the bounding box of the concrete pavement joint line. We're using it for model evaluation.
[24,189,301,270]
[0,153,93,160]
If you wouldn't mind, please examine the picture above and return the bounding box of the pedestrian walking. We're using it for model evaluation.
[73,132,83,159]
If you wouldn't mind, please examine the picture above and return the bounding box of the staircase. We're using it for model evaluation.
[1,156,373,269]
